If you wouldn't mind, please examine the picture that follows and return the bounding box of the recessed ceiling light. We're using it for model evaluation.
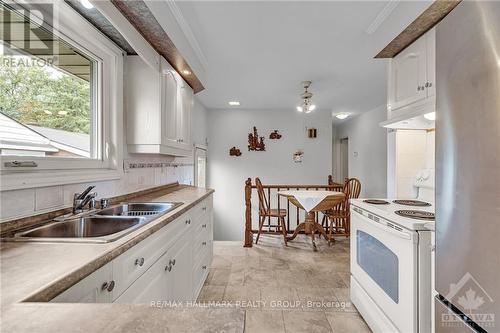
[181,69,191,75]
[424,112,436,121]
[228,101,240,106]
[80,0,94,9]
[335,113,350,120]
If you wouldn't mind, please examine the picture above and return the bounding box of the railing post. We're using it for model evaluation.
[328,174,333,185]
[244,178,253,247]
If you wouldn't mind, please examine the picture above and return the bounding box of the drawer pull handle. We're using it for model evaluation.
[135,257,145,266]
[202,241,207,246]
[185,219,191,225]
[202,265,207,270]
[101,280,115,292]
[165,264,172,272]
[169,259,176,266]
[202,224,207,228]
[202,207,207,211]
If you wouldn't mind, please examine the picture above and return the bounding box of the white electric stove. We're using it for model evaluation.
[350,170,435,333]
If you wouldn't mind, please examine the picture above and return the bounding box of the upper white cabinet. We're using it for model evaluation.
[387,28,435,118]
[126,56,193,156]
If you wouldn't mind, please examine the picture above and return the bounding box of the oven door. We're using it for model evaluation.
[351,208,418,333]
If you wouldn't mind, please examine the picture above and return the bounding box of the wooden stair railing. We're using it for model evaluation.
[244,176,343,247]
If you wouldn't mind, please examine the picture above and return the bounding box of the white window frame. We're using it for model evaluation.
[0,0,124,190]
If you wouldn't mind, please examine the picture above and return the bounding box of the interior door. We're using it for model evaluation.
[114,252,171,303]
[194,147,207,188]
[350,209,418,333]
[391,36,427,110]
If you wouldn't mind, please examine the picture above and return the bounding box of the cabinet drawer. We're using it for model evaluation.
[193,251,211,299]
[191,196,213,222]
[112,213,189,299]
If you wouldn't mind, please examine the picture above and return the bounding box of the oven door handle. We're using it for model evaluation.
[356,211,413,241]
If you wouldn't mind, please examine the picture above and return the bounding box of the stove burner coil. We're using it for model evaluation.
[395,210,435,220]
[393,200,431,207]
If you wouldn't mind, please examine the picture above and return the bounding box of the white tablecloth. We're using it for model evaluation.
[277,190,344,212]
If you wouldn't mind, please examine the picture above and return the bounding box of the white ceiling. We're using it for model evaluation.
[174,1,431,115]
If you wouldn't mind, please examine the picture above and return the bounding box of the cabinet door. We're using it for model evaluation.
[177,83,193,148]
[169,234,193,301]
[51,263,113,303]
[425,28,436,98]
[390,36,427,110]
[161,70,179,146]
[114,251,171,303]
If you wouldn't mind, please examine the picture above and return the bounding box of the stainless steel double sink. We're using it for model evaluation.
[11,202,182,243]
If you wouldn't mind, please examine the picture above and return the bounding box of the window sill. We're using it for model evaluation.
[0,169,122,191]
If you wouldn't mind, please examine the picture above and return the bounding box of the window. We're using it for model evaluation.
[0,1,123,189]
[1,3,99,159]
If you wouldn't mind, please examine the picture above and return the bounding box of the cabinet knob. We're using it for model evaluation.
[135,257,145,266]
[165,264,172,272]
[169,259,176,266]
[428,82,432,87]
[202,241,207,246]
[202,265,207,270]
[185,219,191,225]
[202,224,207,228]
[202,207,207,211]
[101,280,115,292]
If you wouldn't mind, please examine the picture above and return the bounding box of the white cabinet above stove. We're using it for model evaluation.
[381,28,435,129]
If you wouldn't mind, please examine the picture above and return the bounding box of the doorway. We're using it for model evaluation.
[194,146,207,188]
[339,138,349,181]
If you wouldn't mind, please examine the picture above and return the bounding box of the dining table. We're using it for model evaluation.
[277,190,346,251]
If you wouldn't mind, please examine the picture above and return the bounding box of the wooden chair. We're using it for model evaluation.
[254,177,288,245]
[326,178,361,240]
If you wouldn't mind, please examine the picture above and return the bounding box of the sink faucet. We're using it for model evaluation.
[73,186,97,214]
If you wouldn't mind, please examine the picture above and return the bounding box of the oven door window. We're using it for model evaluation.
[357,230,399,303]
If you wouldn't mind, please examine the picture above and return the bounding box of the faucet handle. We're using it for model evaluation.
[100,198,109,209]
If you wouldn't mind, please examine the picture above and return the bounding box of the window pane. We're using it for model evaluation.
[0,4,97,159]
[357,230,399,303]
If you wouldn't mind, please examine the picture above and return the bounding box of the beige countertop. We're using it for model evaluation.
[0,186,245,332]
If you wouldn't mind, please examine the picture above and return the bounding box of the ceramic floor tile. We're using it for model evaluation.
[283,311,333,333]
[245,310,285,333]
[325,312,372,333]
[197,285,225,302]
[223,285,260,303]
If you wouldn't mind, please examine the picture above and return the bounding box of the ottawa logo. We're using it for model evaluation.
[442,272,495,329]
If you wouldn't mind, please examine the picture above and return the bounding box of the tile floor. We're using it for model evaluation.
[197,235,372,333]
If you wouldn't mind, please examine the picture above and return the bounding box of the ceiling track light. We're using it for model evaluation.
[296,80,316,113]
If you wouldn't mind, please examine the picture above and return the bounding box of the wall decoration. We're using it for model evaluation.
[229,147,242,156]
[269,130,282,140]
[307,127,317,138]
[293,150,304,163]
[248,126,266,151]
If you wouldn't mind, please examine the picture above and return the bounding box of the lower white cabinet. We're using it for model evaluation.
[50,195,213,304]
[114,250,172,303]
[51,262,114,303]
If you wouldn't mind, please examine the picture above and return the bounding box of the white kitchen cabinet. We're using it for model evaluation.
[50,195,213,304]
[387,28,435,117]
[51,262,113,303]
[114,250,171,303]
[168,233,193,301]
[126,55,193,156]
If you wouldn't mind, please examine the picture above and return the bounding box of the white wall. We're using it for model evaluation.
[333,105,387,198]
[207,109,333,241]
[192,97,208,146]
[393,129,435,198]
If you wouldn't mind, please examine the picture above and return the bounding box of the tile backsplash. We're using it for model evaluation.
[0,156,194,222]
